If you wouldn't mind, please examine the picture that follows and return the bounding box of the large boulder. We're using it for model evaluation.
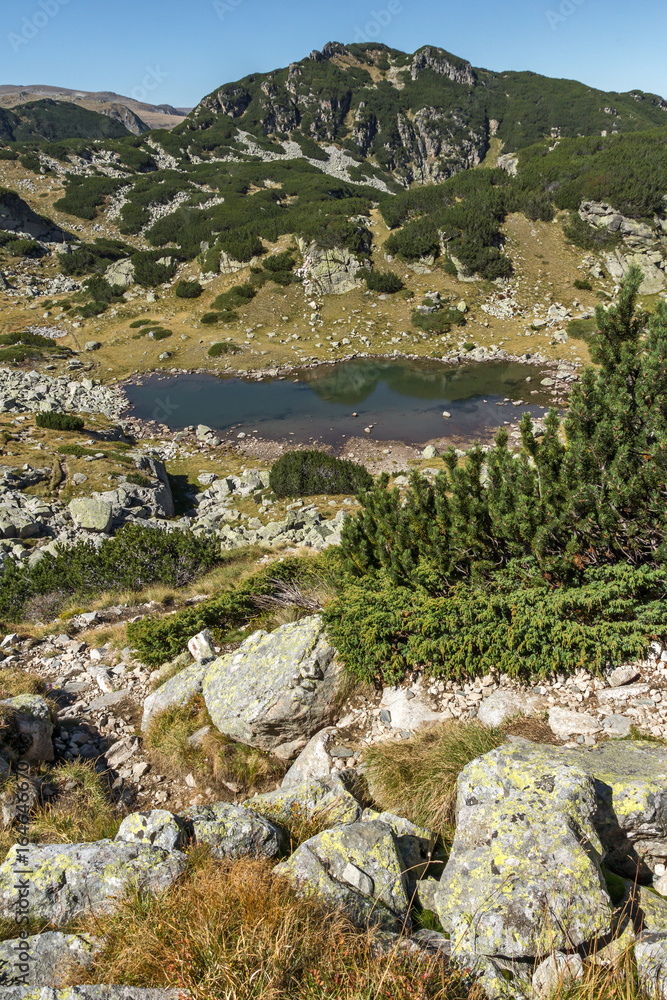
[202,615,341,758]
[68,498,113,533]
[104,257,135,288]
[281,727,338,786]
[0,694,53,761]
[298,242,366,295]
[0,841,185,926]
[636,933,667,999]
[565,741,667,878]
[434,742,613,958]
[0,931,101,987]
[275,820,411,931]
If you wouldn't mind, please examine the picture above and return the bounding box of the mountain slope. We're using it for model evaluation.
[0,98,132,142]
[0,85,190,133]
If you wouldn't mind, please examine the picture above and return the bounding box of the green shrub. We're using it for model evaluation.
[366,270,404,294]
[330,269,667,683]
[126,554,339,666]
[35,412,84,432]
[324,563,667,684]
[0,524,221,623]
[7,238,42,258]
[0,149,18,161]
[175,279,203,299]
[269,450,372,498]
[212,284,257,311]
[131,251,179,287]
[208,342,240,357]
[411,308,465,334]
[567,317,598,344]
[130,319,151,328]
[58,444,97,458]
[146,327,172,341]
[200,312,220,325]
[574,277,593,291]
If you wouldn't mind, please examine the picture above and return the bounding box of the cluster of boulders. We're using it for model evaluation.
[0,370,126,420]
[5,609,667,993]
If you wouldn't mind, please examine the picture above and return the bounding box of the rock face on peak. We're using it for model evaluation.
[410,46,476,86]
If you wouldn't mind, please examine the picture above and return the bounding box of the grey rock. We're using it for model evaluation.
[0,694,54,761]
[141,660,207,732]
[636,933,667,998]
[361,809,434,882]
[0,931,101,987]
[532,953,584,998]
[247,774,361,829]
[104,258,135,288]
[477,689,545,728]
[202,615,341,758]
[609,666,641,687]
[548,706,601,739]
[68,498,112,533]
[434,743,612,958]
[84,341,101,352]
[275,820,411,931]
[281,727,337,786]
[182,802,283,858]
[601,714,632,738]
[115,809,188,852]
[0,841,185,926]
[187,629,216,663]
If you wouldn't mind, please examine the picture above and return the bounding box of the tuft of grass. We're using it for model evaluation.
[70,851,477,1000]
[0,666,46,698]
[0,760,120,864]
[363,721,506,842]
[145,695,284,796]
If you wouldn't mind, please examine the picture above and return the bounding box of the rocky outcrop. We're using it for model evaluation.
[247,774,362,828]
[0,189,68,244]
[116,803,283,858]
[104,258,135,288]
[202,615,342,758]
[410,47,476,86]
[296,241,367,295]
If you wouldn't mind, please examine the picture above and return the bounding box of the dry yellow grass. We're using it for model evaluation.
[71,851,481,1000]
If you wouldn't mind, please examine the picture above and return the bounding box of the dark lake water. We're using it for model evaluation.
[124,359,551,446]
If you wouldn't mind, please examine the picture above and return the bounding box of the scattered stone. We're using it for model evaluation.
[115,810,188,852]
[182,802,283,858]
[548,706,601,739]
[477,689,545,728]
[68,498,113,534]
[0,694,54,761]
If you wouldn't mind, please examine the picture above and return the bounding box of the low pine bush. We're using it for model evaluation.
[0,524,221,624]
[269,450,372,498]
[174,279,203,299]
[208,342,240,357]
[366,269,404,293]
[36,412,84,432]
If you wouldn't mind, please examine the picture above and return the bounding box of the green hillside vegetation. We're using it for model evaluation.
[0,98,130,142]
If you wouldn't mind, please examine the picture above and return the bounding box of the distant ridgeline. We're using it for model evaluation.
[1,42,666,283]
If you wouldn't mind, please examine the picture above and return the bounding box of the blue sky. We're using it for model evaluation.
[1,0,665,108]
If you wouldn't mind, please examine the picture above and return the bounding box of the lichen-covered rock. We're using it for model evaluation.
[0,694,53,762]
[202,615,341,758]
[635,933,667,998]
[361,809,434,883]
[451,952,532,1000]
[68,498,112,533]
[115,810,188,852]
[565,741,667,878]
[281,727,337,786]
[0,841,185,926]
[275,820,410,931]
[141,660,207,732]
[247,775,361,829]
[180,802,283,858]
[0,931,101,987]
[435,743,613,958]
[4,990,181,999]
